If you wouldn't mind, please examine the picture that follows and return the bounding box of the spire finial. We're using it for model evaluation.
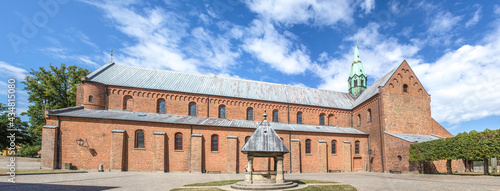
[263,109,267,120]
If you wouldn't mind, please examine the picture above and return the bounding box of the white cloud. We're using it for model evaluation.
[314,22,421,91]
[41,47,99,67]
[244,0,353,26]
[0,61,27,80]
[361,0,375,14]
[465,6,481,28]
[427,11,462,34]
[243,19,311,74]
[84,1,240,73]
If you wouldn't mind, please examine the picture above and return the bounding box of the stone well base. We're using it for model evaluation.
[230,181,298,190]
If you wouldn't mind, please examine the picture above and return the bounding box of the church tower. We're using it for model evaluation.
[348,43,367,97]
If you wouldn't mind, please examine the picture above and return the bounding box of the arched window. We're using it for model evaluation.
[319,114,325,125]
[189,102,197,116]
[135,130,144,148]
[247,108,253,120]
[403,84,408,93]
[358,114,361,126]
[89,95,93,102]
[273,110,279,122]
[219,105,226,118]
[331,140,337,154]
[361,79,364,86]
[354,80,357,87]
[211,134,219,152]
[355,141,360,154]
[245,136,250,143]
[397,155,402,161]
[123,95,133,111]
[305,139,311,154]
[297,112,302,124]
[157,99,166,113]
[175,133,183,150]
[368,109,372,122]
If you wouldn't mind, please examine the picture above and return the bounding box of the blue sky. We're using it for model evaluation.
[1,0,499,135]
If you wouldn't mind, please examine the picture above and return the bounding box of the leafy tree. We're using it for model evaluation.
[0,103,30,150]
[22,64,89,143]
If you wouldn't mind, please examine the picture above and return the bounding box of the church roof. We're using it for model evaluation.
[86,61,404,110]
[48,106,368,135]
[241,112,290,153]
[385,132,442,143]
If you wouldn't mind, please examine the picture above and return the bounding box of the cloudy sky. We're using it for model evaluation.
[1,0,499,135]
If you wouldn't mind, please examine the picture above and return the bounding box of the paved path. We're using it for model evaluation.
[0,171,498,191]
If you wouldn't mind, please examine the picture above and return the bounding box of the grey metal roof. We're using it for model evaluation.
[87,63,354,109]
[49,108,367,135]
[241,113,290,153]
[385,132,442,143]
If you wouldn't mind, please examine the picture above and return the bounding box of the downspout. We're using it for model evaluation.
[56,116,61,169]
[289,131,292,173]
[287,104,290,124]
[189,125,193,172]
[367,134,371,172]
[377,93,385,172]
[105,86,108,110]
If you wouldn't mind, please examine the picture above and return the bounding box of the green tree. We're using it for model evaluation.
[22,64,89,143]
[0,103,30,150]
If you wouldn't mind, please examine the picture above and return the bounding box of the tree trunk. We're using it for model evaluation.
[483,158,489,175]
[446,159,452,174]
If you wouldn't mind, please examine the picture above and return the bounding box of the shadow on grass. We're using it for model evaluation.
[0,182,118,191]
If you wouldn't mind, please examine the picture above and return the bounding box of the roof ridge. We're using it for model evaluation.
[112,63,351,95]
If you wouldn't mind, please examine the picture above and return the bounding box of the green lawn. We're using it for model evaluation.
[171,188,225,191]
[289,179,337,184]
[0,169,87,175]
[293,185,357,191]
[184,179,243,186]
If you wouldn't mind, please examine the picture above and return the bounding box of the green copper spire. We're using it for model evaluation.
[348,42,367,97]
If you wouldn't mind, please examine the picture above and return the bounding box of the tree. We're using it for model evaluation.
[0,103,30,150]
[22,64,89,143]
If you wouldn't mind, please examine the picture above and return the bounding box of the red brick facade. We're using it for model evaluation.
[41,60,460,173]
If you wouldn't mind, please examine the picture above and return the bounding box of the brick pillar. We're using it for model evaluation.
[318,140,328,172]
[291,139,301,173]
[153,132,166,172]
[276,156,284,183]
[110,130,126,171]
[190,134,203,173]
[226,136,238,173]
[41,125,58,169]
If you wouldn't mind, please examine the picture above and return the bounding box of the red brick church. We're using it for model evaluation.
[41,45,463,173]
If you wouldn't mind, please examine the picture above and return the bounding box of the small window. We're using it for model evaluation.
[297,112,303,124]
[157,99,166,113]
[273,110,279,122]
[245,136,250,143]
[189,102,197,116]
[211,134,219,152]
[135,130,144,148]
[358,114,361,126]
[175,133,182,150]
[368,109,372,122]
[247,108,253,120]
[319,114,325,125]
[403,84,408,92]
[354,80,357,87]
[397,155,402,161]
[89,96,93,102]
[331,140,337,154]
[305,139,311,154]
[355,141,360,154]
[219,105,226,118]
[361,79,364,86]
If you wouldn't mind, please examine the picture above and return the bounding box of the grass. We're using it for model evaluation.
[171,188,225,191]
[0,169,87,175]
[289,179,337,184]
[184,179,243,186]
[293,185,357,191]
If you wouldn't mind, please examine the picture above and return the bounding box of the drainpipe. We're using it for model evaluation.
[189,125,193,172]
[207,95,210,118]
[377,93,385,172]
[289,131,292,173]
[56,116,61,169]
[287,105,290,124]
